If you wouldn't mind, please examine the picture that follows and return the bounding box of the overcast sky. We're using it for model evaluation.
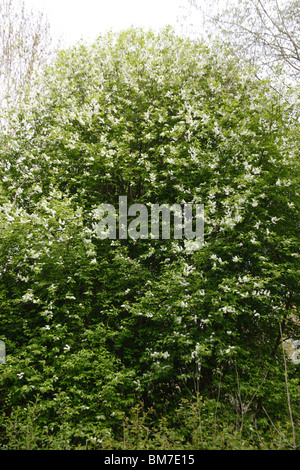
[25,0,188,46]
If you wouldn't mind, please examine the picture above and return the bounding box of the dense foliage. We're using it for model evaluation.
[0,28,299,449]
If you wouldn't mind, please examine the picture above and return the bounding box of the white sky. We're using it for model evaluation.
[24,0,187,46]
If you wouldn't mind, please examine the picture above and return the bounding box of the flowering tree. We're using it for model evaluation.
[0,28,299,448]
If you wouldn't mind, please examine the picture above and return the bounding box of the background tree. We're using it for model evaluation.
[184,0,300,87]
[0,0,57,113]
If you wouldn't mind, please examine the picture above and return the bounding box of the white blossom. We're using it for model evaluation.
[22,291,34,302]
